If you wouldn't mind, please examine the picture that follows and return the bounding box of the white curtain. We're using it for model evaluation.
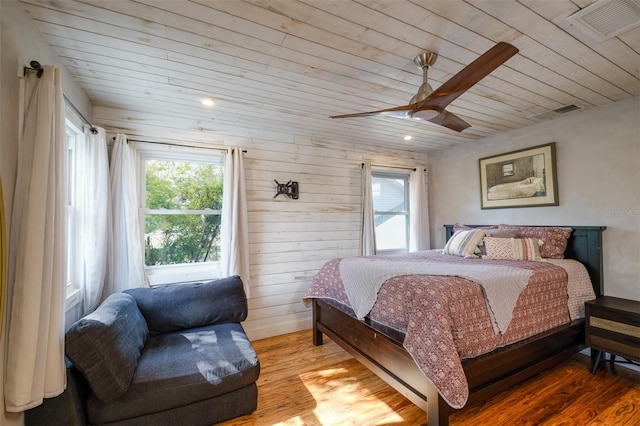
[409,167,430,251]
[76,127,110,315]
[220,148,250,297]
[361,162,376,256]
[0,177,6,334]
[5,65,67,411]
[105,134,147,295]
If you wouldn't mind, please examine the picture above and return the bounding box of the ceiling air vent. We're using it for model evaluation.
[558,0,640,44]
[528,104,582,122]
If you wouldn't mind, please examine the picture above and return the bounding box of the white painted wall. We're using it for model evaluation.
[429,97,640,301]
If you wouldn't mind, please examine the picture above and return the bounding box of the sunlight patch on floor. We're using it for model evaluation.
[270,417,306,426]
[299,366,405,425]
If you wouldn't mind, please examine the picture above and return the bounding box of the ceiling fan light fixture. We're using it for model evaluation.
[411,109,440,121]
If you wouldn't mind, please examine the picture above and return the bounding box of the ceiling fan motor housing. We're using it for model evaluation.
[409,51,438,104]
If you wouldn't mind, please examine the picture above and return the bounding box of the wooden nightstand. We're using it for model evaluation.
[585,296,640,374]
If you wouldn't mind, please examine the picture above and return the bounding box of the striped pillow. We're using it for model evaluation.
[483,237,542,261]
[442,229,486,258]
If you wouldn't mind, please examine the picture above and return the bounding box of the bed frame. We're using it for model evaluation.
[311,225,605,426]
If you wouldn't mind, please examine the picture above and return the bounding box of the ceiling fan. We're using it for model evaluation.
[330,42,519,132]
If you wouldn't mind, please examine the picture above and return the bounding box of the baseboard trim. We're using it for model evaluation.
[245,318,310,341]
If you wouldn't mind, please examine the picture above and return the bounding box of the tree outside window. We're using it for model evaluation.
[144,159,223,266]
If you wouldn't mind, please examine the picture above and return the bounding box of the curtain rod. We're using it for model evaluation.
[112,137,247,153]
[64,95,98,135]
[361,162,426,172]
[25,60,98,135]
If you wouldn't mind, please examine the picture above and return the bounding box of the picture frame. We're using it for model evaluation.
[479,142,558,209]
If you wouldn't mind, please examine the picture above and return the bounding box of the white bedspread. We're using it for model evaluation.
[338,256,534,334]
[544,258,596,320]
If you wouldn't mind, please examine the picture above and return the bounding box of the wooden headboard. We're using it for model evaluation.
[444,225,606,298]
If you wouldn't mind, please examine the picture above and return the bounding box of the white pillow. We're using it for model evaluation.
[442,229,486,258]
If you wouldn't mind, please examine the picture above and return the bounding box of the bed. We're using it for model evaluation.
[305,224,605,426]
[488,176,545,200]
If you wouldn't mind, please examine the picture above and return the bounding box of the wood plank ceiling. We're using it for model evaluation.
[19,0,640,152]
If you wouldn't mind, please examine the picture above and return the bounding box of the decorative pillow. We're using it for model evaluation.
[483,237,543,261]
[498,225,572,258]
[65,293,149,402]
[124,275,248,333]
[443,229,486,258]
[478,229,519,256]
[485,229,519,238]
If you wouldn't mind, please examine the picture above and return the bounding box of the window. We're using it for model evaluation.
[371,171,410,253]
[65,118,82,306]
[138,146,225,285]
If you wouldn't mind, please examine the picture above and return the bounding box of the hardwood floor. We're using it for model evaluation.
[219,330,640,426]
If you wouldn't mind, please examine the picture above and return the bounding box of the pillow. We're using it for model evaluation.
[485,229,519,238]
[478,229,519,256]
[124,275,248,333]
[65,293,149,402]
[443,229,486,258]
[498,225,572,258]
[483,237,543,261]
[453,223,498,232]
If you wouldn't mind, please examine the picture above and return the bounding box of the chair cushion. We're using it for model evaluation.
[125,275,248,332]
[65,293,149,402]
[85,322,260,424]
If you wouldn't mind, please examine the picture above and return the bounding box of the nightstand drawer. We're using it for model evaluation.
[588,306,640,328]
[589,316,640,337]
[588,329,640,361]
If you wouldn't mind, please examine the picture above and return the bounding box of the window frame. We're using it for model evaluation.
[371,170,411,254]
[136,143,225,286]
[64,117,83,307]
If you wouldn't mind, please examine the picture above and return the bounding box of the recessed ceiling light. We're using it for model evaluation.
[404,135,413,141]
[200,98,215,107]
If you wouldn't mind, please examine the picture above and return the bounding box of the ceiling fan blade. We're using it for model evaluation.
[329,42,517,133]
[330,103,417,119]
[419,42,519,111]
[427,110,471,132]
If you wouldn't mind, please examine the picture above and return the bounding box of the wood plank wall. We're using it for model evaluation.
[95,106,428,340]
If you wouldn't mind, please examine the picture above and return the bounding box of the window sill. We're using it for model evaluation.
[65,288,82,311]
[146,263,222,286]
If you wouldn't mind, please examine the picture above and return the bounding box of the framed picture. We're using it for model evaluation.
[479,142,558,209]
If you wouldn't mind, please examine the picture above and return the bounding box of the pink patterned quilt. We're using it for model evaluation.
[304,250,573,409]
